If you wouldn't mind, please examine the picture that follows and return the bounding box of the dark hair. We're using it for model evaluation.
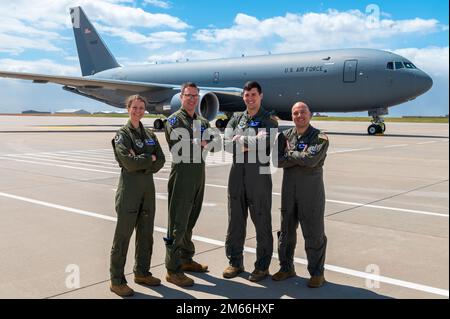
[125,94,148,109]
[181,82,199,95]
[243,81,262,94]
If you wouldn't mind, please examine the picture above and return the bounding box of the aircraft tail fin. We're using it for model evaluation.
[70,7,120,76]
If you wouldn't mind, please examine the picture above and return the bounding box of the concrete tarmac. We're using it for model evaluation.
[0,115,448,299]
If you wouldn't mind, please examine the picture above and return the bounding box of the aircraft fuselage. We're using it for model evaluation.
[93,48,433,118]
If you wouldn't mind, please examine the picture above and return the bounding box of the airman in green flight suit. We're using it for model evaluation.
[164,82,222,287]
[223,81,278,283]
[272,101,329,288]
[110,95,166,297]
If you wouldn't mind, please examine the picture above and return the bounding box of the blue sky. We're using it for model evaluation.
[0,0,448,116]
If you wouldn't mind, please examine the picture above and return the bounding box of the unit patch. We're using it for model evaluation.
[114,134,123,144]
[168,117,178,126]
[135,139,144,148]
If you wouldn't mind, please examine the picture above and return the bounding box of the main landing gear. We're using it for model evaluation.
[367,108,388,135]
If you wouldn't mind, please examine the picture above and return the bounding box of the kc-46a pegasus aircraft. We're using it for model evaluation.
[0,6,433,135]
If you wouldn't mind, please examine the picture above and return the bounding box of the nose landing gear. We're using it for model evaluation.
[368,108,388,135]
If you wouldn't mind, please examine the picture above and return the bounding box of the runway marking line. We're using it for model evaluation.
[0,190,447,298]
[1,155,447,218]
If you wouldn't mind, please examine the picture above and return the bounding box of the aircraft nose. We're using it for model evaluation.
[416,71,433,95]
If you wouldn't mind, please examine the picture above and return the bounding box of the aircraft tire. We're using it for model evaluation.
[368,124,378,135]
[154,119,164,130]
[216,119,225,129]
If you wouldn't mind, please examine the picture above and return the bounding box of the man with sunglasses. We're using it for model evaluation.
[164,82,221,287]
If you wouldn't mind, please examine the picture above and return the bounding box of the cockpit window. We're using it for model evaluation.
[387,61,418,70]
[403,62,417,69]
[395,62,404,69]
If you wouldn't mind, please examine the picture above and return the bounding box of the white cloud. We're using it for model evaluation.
[143,0,171,9]
[0,58,79,75]
[0,0,188,30]
[0,0,188,55]
[193,9,445,54]
[97,25,186,48]
[393,47,449,78]
[146,49,223,63]
[85,1,188,29]
[0,34,61,55]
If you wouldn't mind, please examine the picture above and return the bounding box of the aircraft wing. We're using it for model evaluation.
[0,71,243,96]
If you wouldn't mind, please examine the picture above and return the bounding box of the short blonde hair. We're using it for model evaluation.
[125,94,148,109]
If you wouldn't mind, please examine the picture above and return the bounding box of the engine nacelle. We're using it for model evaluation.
[169,91,219,121]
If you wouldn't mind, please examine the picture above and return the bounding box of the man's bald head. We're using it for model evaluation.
[292,101,312,132]
[292,102,311,115]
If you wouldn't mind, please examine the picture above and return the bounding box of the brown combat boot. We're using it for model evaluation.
[308,275,325,288]
[249,269,269,282]
[222,266,245,279]
[134,273,161,286]
[181,260,208,272]
[166,272,194,287]
[272,269,297,281]
[110,283,134,297]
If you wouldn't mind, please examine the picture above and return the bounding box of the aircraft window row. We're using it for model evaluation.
[386,61,417,70]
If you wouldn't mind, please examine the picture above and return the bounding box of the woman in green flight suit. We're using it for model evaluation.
[110,95,166,297]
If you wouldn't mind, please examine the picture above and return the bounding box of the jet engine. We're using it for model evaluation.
[169,91,219,121]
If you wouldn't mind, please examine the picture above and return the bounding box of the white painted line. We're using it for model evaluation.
[1,156,446,219]
[0,149,111,157]
[12,153,117,166]
[0,192,116,222]
[0,157,119,175]
[329,147,374,154]
[1,191,447,297]
[4,154,118,170]
[270,193,447,218]
[417,141,437,145]
[326,199,448,218]
[45,152,117,161]
[383,144,408,148]
[29,153,117,165]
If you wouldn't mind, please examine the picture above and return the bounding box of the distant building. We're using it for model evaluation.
[55,109,91,115]
[22,110,51,114]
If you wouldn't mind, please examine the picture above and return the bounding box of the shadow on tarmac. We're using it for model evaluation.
[124,271,391,299]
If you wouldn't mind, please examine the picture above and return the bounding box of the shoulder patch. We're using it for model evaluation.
[168,116,178,127]
[318,133,328,141]
[114,133,123,145]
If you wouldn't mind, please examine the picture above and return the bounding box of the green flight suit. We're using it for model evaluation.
[110,120,165,285]
[224,107,278,271]
[273,125,329,276]
[164,108,221,273]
